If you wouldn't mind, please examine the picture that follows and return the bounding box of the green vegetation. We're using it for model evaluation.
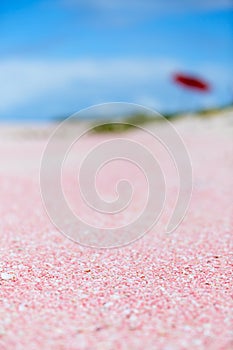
[53,103,233,134]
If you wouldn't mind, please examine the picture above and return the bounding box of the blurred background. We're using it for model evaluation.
[0,0,232,122]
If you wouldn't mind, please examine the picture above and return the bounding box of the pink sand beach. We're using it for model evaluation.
[0,112,232,350]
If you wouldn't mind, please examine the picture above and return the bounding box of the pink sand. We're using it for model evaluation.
[0,114,232,350]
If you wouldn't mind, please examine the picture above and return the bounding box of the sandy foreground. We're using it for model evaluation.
[0,111,232,350]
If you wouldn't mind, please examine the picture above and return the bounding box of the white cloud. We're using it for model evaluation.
[58,0,233,28]
[0,58,231,117]
[0,58,178,113]
[136,96,162,110]
[62,0,233,14]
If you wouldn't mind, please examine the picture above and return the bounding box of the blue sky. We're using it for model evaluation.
[0,0,232,121]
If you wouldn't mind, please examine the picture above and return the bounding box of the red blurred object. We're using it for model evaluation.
[173,73,210,92]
